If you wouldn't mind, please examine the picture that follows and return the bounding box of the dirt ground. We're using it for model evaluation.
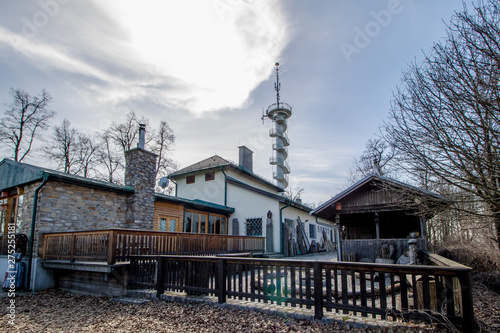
[0,289,450,333]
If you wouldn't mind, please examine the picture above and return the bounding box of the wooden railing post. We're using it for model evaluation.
[107,230,117,265]
[156,256,165,299]
[70,234,76,262]
[218,258,226,304]
[313,262,324,320]
[458,271,475,332]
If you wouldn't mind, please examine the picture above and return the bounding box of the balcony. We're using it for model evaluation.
[266,102,292,119]
[269,129,290,146]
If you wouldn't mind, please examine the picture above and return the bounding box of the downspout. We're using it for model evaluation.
[219,166,227,207]
[26,173,49,291]
[168,177,177,197]
[279,198,291,254]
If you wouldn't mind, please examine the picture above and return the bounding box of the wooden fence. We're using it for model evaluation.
[128,255,474,332]
[42,229,265,265]
[340,238,427,262]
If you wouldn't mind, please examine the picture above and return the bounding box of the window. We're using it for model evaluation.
[246,217,263,236]
[186,175,195,184]
[159,217,179,232]
[0,194,22,235]
[205,172,215,181]
[159,217,167,231]
[184,210,227,235]
[309,224,316,239]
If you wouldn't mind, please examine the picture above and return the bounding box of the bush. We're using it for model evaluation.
[472,272,500,294]
[437,242,500,273]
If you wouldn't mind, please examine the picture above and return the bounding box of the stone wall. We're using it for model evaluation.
[125,147,157,230]
[30,181,130,257]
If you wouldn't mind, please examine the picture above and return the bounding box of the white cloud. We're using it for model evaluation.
[94,0,291,114]
[0,0,290,115]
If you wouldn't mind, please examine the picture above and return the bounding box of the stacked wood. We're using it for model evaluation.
[281,222,298,257]
[321,230,335,252]
[296,217,310,255]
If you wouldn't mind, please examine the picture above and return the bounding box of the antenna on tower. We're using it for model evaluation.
[274,62,281,108]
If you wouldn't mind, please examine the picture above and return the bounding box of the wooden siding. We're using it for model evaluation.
[340,183,405,213]
[153,201,184,231]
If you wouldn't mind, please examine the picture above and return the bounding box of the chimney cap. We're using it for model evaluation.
[238,145,254,153]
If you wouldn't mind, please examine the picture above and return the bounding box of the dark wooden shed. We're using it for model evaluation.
[311,174,448,262]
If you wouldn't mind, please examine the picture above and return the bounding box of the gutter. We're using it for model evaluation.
[168,177,177,197]
[279,198,291,254]
[220,166,228,207]
[26,172,49,291]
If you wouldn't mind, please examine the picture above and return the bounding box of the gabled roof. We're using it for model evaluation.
[0,158,134,194]
[169,155,283,192]
[310,173,448,218]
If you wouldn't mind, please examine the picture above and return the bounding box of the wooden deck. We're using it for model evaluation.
[42,229,265,265]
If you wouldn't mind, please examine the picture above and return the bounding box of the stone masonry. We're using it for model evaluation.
[27,181,130,257]
[125,147,158,230]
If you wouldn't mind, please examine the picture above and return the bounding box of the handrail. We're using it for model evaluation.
[42,229,265,265]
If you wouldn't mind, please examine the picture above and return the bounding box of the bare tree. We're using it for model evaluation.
[107,110,147,155]
[383,1,500,250]
[0,88,55,161]
[102,111,177,186]
[151,121,176,189]
[347,138,396,183]
[285,187,305,202]
[96,131,124,184]
[44,119,79,173]
[75,133,100,178]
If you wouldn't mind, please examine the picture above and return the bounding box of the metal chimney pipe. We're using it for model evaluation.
[138,124,146,149]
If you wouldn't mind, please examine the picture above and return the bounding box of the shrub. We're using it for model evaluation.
[437,242,500,274]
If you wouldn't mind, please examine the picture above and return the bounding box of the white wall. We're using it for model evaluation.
[175,169,226,206]
[226,182,280,253]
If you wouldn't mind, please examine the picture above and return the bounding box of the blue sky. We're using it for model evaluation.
[0,0,469,204]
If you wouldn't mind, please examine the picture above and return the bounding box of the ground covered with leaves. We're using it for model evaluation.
[0,288,462,333]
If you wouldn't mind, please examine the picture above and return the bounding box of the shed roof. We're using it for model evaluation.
[0,158,134,194]
[310,174,448,219]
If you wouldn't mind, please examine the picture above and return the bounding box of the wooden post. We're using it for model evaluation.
[156,256,165,299]
[313,262,324,320]
[458,271,475,333]
[70,234,76,262]
[374,213,380,240]
[107,230,117,265]
[218,259,226,304]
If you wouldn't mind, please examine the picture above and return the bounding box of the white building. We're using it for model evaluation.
[169,146,335,254]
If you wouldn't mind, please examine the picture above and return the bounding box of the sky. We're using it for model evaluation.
[0,0,472,205]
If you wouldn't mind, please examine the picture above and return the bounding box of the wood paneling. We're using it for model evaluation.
[153,201,184,231]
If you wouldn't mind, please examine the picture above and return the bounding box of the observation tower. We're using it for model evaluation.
[262,63,292,190]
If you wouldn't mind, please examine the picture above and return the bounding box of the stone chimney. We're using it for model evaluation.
[125,124,158,229]
[238,146,253,172]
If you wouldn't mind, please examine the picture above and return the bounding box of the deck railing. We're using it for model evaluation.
[128,255,474,332]
[42,229,265,265]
